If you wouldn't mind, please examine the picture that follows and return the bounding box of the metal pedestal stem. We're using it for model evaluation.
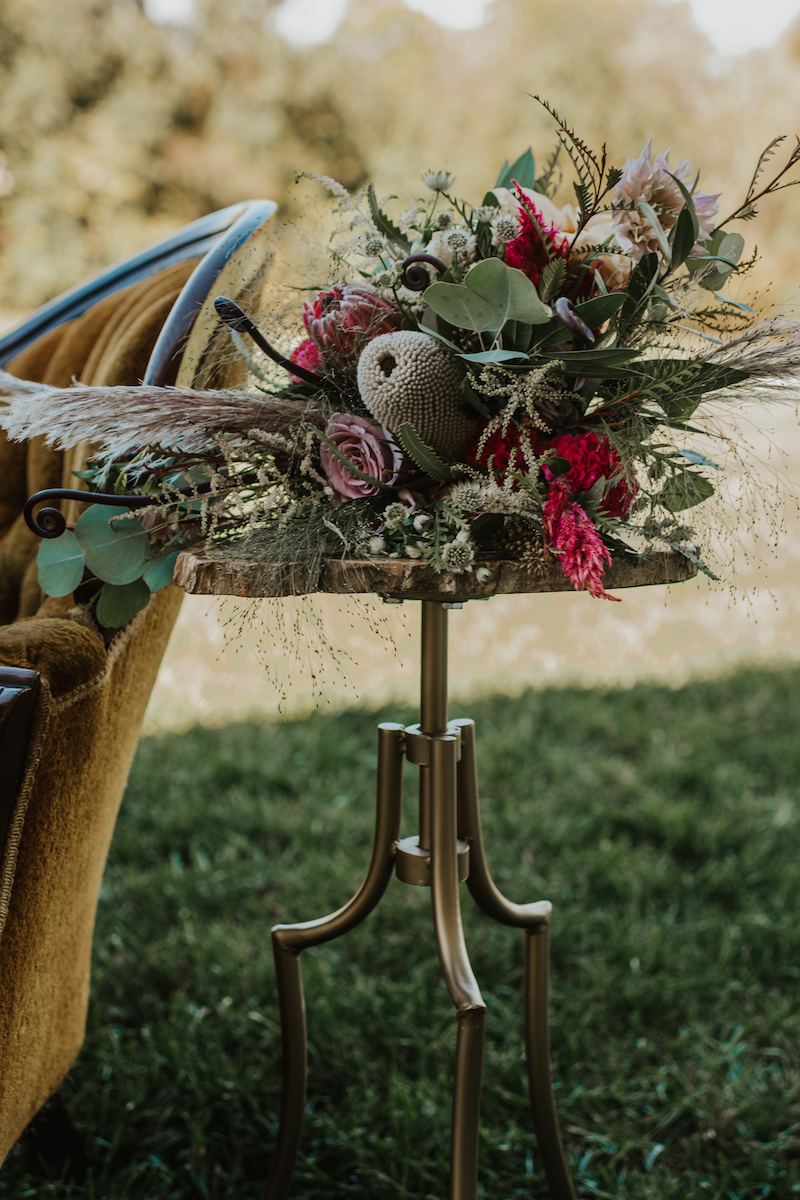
[263,601,576,1200]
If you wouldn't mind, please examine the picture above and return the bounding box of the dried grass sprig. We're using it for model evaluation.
[0,377,325,459]
[699,315,800,404]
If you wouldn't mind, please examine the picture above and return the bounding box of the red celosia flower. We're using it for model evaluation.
[544,431,636,518]
[303,285,402,373]
[288,338,324,383]
[544,480,619,601]
[504,183,571,290]
[465,419,550,481]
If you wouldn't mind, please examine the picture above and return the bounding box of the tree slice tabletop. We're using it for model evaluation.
[173,545,698,602]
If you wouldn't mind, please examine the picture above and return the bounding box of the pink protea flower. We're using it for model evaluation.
[320,412,403,505]
[303,285,402,374]
[289,338,323,383]
[544,431,636,519]
[544,480,618,601]
[611,138,719,262]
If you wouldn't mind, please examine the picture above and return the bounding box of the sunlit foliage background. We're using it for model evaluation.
[3,0,800,311]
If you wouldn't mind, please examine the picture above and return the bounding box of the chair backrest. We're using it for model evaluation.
[0,196,277,1165]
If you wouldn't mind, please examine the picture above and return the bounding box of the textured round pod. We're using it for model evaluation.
[356,331,480,457]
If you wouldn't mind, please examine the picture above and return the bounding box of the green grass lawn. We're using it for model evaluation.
[3,666,800,1199]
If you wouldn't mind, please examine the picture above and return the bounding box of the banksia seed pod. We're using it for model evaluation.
[356,330,480,456]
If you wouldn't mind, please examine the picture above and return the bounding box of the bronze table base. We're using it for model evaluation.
[263,599,576,1200]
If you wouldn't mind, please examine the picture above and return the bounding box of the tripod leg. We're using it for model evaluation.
[525,926,576,1200]
[263,722,405,1200]
[452,718,575,1200]
[429,734,486,1200]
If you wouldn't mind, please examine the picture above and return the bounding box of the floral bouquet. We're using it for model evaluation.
[3,100,800,627]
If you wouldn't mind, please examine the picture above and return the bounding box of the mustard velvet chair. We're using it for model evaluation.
[0,200,275,1172]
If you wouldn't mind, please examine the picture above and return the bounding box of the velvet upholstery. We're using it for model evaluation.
[0,259,197,1163]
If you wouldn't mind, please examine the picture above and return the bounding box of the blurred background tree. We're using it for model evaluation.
[2,0,800,310]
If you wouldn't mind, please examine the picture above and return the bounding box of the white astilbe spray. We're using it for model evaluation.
[0,374,325,460]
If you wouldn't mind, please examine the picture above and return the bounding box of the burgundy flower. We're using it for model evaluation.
[465,419,550,482]
[544,431,636,518]
[289,338,323,383]
[544,480,619,601]
[303,285,402,373]
[321,412,403,504]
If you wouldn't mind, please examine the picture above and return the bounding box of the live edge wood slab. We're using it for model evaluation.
[173,547,698,603]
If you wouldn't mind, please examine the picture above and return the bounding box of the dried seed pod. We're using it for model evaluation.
[356,331,480,456]
[493,516,549,576]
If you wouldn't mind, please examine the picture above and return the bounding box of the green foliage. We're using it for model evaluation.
[95,577,151,628]
[74,504,149,586]
[143,551,180,592]
[659,467,715,511]
[36,530,85,597]
[424,258,550,335]
[395,423,452,481]
[536,347,643,377]
[538,258,567,304]
[687,229,745,291]
[494,148,535,190]
[630,359,749,420]
[6,667,800,1198]
[618,252,661,342]
[367,184,411,253]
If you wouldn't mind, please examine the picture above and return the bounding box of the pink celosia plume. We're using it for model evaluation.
[544,480,618,601]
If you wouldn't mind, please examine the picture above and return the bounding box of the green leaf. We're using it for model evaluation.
[495,148,534,190]
[669,205,698,272]
[536,348,642,376]
[367,183,411,252]
[37,531,85,597]
[618,252,660,340]
[637,201,672,260]
[143,551,180,592]
[668,172,700,241]
[458,348,529,364]
[659,469,715,512]
[687,229,745,291]
[539,258,567,304]
[395,424,452,482]
[74,504,149,585]
[96,578,151,629]
[678,449,720,470]
[460,375,491,417]
[424,258,551,333]
[573,293,626,327]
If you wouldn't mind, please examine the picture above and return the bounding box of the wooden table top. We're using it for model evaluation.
[174,546,698,603]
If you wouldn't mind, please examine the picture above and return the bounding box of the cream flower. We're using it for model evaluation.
[611,137,718,262]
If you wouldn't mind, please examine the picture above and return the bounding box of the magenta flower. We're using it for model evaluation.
[303,285,402,373]
[321,413,403,504]
[544,481,619,601]
[289,338,324,383]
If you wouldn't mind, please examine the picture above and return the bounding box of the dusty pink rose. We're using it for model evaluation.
[303,285,402,373]
[289,338,323,382]
[321,413,403,504]
[612,137,719,262]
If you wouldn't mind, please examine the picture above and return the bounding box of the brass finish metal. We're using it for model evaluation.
[395,834,469,887]
[263,722,405,1200]
[264,606,576,1200]
[526,927,576,1200]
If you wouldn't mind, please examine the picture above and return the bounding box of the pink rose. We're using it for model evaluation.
[321,413,403,504]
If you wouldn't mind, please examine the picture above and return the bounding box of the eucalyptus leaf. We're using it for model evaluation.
[678,449,720,470]
[536,348,642,376]
[143,551,180,592]
[424,258,550,334]
[96,578,151,629]
[659,469,715,512]
[74,504,149,585]
[573,293,626,327]
[37,531,86,598]
[458,348,529,364]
